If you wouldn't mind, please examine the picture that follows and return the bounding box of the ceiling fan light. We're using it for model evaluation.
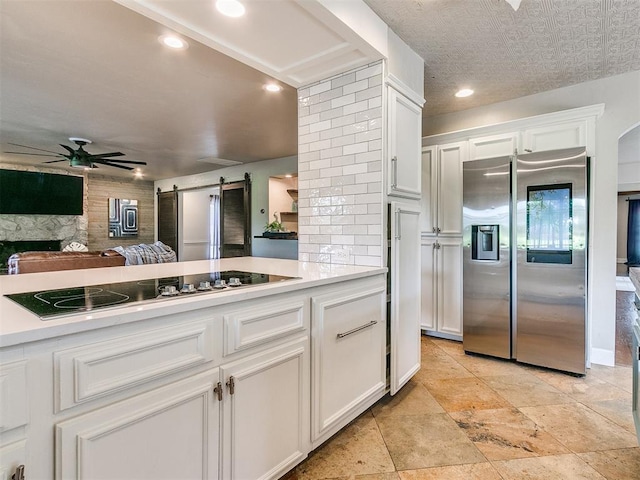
[216,0,245,18]
[455,88,474,98]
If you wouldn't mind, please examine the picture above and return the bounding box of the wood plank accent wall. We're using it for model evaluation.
[87,175,154,251]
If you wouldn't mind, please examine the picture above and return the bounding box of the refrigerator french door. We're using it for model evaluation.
[463,147,588,374]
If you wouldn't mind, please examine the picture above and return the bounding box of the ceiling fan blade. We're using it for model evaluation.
[94,161,134,171]
[7,143,63,155]
[4,151,61,157]
[43,159,68,163]
[87,152,125,159]
[59,144,76,155]
[95,159,147,165]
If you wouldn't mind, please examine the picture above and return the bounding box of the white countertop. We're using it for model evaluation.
[0,257,386,348]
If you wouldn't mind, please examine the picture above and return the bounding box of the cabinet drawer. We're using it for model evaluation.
[311,287,386,443]
[54,322,215,412]
[0,361,28,432]
[223,300,306,356]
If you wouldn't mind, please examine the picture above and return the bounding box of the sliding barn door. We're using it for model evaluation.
[157,189,178,258]
[220,174,251,258]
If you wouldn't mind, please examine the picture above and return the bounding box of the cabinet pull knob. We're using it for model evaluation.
[213,382,223,401]
[437,227,441,233]
[337,320,378,339]
[12,465,25,480]
[432,226,436,233]
[226,376,235,395]
[391,156,398,189]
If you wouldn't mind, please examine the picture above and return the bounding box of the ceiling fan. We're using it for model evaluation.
[5,137,147,171]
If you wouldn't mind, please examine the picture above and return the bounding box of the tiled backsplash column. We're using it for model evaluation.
[297,62,384,267]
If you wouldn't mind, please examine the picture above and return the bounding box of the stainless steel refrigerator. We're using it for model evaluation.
[463,147,588,374]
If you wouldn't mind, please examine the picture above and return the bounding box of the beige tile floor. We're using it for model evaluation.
[283,336,640,480]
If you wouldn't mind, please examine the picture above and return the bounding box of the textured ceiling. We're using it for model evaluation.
[364,0,640,116]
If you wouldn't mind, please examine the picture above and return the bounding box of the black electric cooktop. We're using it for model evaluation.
[6,270,297,320]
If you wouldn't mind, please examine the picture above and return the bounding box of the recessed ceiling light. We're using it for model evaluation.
[285,174,293,178]
[159,34,189,50]
[455,88,474,98]
[264,83,282,92]
[216,0,245,17]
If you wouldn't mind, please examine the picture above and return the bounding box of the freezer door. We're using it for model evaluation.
[463,156,511,358]
[515,147,588,374]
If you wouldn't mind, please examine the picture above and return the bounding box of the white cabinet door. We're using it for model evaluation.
[437,237,463,337]
[220,338,309,480]
[469,133,518,160]
[522,120,587,153]
[311,284,386,443]
[390,201,421,394]
[437,142,465,235]
[420,236,437,331]
[56,369,220,480]
[420,146,437,234]
[388,87,422,199]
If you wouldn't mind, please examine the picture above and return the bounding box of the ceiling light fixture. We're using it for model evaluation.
[159,34,189,50]
[455,88,474,98]
[216,0,245,18]
[264,83,282,93]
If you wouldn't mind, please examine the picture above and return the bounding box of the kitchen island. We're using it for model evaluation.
[0,258,389,479]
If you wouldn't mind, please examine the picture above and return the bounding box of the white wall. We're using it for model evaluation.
[155,156,298,259]
[423,70,640,365]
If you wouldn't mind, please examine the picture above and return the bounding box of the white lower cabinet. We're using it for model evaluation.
[421,236,463,340]
[311,283,386,446]
[220,338,309,480]
[1,274,396,480]
[390,201,422,394]
[56,369,221,480]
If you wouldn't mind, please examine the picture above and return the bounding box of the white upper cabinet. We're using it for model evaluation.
[387,86,422,199]
[421,142,465,236]
[468,132,518,160]
[522,120,587,153]
[437,142,465,235]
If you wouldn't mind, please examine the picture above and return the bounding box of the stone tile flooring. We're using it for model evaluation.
[284,336,640,480]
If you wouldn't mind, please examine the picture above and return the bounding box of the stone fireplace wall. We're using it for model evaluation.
[0,163,154,251]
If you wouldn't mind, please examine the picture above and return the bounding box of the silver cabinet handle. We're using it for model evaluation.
[391,156,398,189]
[226,376,235,395]
[395,209,401,240]
[213,382,223,401]
[337,320,378,339]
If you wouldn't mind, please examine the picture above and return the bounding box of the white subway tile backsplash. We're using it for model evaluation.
[309,158,332,171]
[331,114,356,128]
[332,175,355,186]
[320,127,344,140]
[343,79,369,95]
[356,86,383,102]
[355,150,382,163]
[320,166,343,178]
[298,61,383,266]
[343,163,368,175]
[331,134,356,148]
[331,72,356,89]
[355,63,382,81]
[331,93,355,109]
[309,120,332,133]
[310,81,331,95]
[343,100,369,115]
[355,128,382,143]
[343,142,368,155]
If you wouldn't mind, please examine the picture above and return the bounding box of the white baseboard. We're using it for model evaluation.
[590,347,615,367]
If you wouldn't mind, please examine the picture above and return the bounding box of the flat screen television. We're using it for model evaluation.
[0,169,84,215]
